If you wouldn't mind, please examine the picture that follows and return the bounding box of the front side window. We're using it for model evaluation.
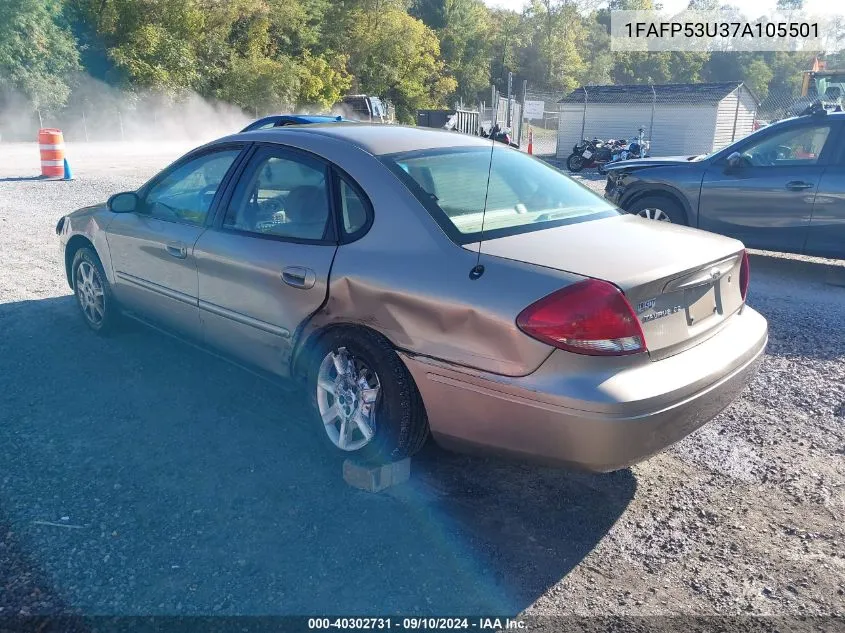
[144,150,240,225]
[741,125,831,166]
[224,152,331,240]
[382,146,618,243]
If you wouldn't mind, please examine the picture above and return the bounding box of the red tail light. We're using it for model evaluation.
[739,249,750,301]
[516,279,647,356]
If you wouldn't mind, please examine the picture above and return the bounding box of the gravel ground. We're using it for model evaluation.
[0,143,844,622]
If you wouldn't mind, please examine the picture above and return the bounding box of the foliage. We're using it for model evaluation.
[1,0,842,125]
[297,52,353,110]
[0,0,80,111]
[215,54,300,114]
[413,0,491,104]
[346,6,457,121]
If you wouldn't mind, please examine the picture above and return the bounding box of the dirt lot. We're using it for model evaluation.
[1,142,844,623]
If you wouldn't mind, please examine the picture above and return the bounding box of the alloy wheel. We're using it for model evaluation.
[76,261,106,326]
[316,346,381,451]
[637,208,672,222]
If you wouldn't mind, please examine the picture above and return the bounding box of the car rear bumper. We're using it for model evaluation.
[400,306,767,472]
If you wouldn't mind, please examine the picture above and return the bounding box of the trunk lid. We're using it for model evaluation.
[473,214,747,359]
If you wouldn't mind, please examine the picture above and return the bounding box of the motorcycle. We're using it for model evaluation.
[566,137,627,172]
[597,127,651,174]
[481,123,519,148]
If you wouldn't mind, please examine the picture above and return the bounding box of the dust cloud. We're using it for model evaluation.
[0,74,261,144]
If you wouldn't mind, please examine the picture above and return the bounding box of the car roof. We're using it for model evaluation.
[778,111,845,125]
[233,123,494,156]
[284,115,346,123]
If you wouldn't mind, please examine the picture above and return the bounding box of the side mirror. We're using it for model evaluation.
[725,152,743,169]
[108,191,139,213]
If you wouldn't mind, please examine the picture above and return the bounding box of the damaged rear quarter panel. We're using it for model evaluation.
[283,135,582,378]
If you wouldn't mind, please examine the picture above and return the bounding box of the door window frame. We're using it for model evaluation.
[212,144,336,245]
[209,142,374,246]
[833,121,845,165]
[134,142,250,228]
[329,164,375,244]
[715,120,841,168]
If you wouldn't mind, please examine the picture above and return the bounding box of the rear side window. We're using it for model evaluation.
[382,146,618,244]
[223,151,331,241]
[338,177,369,236]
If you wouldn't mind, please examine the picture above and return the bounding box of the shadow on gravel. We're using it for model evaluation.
[0,176,57,183]
[747,253,845,362]
[0,506,75,615]
[0,296,635,616]
[748,252,845,284]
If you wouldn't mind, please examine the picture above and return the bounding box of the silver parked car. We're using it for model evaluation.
[57,125,768,471]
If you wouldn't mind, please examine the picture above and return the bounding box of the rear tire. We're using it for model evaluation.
[72,247,120,334]
[627,195,687,225]
[308,327,429,464]
[566,153,584,172]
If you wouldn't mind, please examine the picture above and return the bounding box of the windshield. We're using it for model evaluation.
[812,74,845,101]
[382,146,619,244]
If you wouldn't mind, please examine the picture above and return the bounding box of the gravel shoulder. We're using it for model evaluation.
[0,144,843,619]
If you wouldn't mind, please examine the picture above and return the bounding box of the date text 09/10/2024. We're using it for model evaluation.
[307,617,526,630]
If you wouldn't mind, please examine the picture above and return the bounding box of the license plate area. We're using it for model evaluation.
[582,150,592,159]
[685,283,720,327]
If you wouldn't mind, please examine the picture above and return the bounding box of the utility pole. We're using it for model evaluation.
[506,72,513,128]
[518,79,528,147]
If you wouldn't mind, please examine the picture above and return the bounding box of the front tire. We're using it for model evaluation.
[627,195,687,225]
[72,247,119,334]
[566,153,584,172]
[308,328,429,464]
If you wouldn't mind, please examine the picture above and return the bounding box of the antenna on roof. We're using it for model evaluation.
[470,128,496,281]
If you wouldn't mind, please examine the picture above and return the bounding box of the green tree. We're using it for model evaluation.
[489,8,528,93]
[580,11,613,85]
[215,54,300,114]
[521,0,587,92]
[296,52,352,109]
[0,0,80,112]
[347,7,456,121]
[110,23,201,91]
[413,0,491,104]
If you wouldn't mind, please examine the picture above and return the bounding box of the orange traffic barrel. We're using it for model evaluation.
[38,128,65,178]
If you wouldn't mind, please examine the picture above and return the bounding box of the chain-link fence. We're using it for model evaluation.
[755,87,844,126]
[478,89,523,145]
[450,80,843,164]
[556,82,763,163]
[520,90,561,157]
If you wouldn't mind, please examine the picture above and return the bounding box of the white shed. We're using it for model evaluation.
[557,82,759,159]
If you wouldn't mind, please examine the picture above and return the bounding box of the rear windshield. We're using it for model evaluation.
[381,146,619,244]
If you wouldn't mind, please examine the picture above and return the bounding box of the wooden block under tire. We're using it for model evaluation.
[343,457,411,492]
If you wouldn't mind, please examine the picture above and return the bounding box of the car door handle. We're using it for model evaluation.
[785,181,814,191]
[282,266,316,289]
[165,242,188,259]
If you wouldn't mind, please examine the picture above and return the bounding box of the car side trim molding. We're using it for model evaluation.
[198,300,291,339]
[115,271,197,306]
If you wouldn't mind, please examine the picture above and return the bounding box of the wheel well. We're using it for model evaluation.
[64,235,95,288]
[291,323,396,381]
[623,189,690,224]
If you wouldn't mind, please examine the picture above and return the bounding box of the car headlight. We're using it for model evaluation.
[56,216,66,235]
